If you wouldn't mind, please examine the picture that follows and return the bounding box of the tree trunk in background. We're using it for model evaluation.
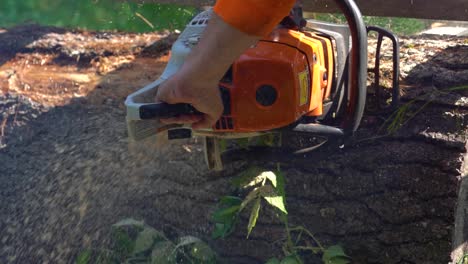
[0,25,467,263]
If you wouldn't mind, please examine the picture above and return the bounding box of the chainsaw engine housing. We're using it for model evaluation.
[216,28,334,132]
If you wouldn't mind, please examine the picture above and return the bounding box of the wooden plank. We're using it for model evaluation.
[132,0,468,21]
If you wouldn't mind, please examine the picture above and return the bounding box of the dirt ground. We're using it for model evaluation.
[0,25,467,264]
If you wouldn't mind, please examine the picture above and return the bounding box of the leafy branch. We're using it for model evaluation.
[211,166,350,264]
[76,219,217,264]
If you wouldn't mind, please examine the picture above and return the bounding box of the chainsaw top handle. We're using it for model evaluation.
[335,0,368,134]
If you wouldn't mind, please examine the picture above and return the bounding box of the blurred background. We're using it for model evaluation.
[1,0,466,35]
[0,0,197,32]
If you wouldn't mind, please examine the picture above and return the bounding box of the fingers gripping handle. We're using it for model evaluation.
[139,103,202,120]
[125,78,202,121]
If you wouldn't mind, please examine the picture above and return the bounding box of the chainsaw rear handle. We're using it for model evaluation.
[335,0,368,134]
[139,103,202,120]
[125,79,203,121]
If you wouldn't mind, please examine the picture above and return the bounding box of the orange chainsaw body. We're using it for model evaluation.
[215,28,334,132]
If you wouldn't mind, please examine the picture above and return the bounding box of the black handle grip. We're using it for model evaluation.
[139,103,202,120]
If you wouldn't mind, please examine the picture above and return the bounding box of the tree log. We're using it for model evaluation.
[0,25,467,263]
[130,0,468,21]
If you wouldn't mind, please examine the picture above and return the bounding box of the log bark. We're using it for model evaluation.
[0,25,467,264]
[130,0,468,21]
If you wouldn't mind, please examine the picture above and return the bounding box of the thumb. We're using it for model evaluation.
[191,99,223,129]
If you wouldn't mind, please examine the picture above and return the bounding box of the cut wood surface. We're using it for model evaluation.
[130,0,468,21]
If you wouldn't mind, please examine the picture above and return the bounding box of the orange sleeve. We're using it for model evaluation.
[213,0,296,37]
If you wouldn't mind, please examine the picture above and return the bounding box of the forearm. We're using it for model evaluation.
[180,0,296,82]
[179,13,258,82]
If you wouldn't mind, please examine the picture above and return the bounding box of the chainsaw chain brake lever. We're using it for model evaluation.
[139,103,202,120]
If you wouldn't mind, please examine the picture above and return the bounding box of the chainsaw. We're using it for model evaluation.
[125,0,399,170]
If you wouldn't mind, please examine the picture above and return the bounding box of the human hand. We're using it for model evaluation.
[155,71,223,130]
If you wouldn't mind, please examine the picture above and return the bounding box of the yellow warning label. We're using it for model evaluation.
[298,69,309,106]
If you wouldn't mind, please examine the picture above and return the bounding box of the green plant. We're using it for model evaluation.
[76,218,217,264]
[380,85,468,135]
[211,166,351,264]
[76,249,92,264]
[457,254,468,264]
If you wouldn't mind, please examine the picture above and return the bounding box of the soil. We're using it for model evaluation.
[0,24,467,264]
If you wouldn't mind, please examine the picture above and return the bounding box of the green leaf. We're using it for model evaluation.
[326,257,351,264]
[211,223,225,239]
[247,198,261,238]
[263,195,287,214]
[265,258,281,264]
[132,227,166,255]
[172,236,216,263]
[151,241,175,264]
[125,257,151,264]
[457,254,468,264]
[211,196,242,239]
[322,245,350,264]
[111,228,135,259]
[447,85,468,92]
[75,250,91,264]
[244,185,287,214]
[175,236,203,249]
[265,169,287,215]
[280,255,301,264]
[245,176,268,188]
[254,133,281,147]
[219,196,242,207]
[113,218,145,228]
[240,187,261,212]
[261,171,277,188]
[189,241,217,263]
[241,184,279,212]
[323,245,348,259]
[212,205,240,223]
[274,169,286,197]
[212,222,234,239]
[219,138,228,152]
[231,166,267,188]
